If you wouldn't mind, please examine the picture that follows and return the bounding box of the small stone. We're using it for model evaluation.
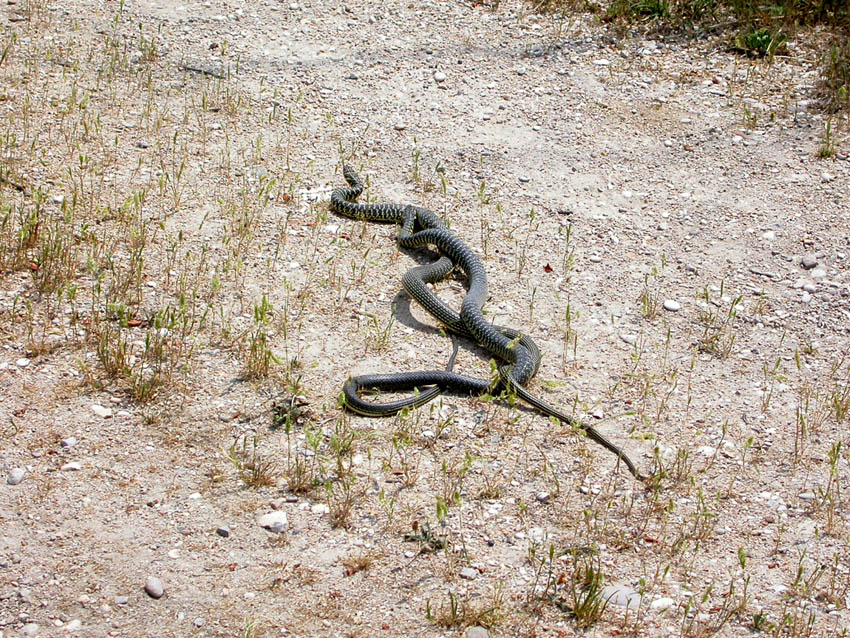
[114,595,129,605]
[663,299,681,312]
[798,492,816,501]
[63,619,82,632]
[535,491,550,504]
[311,503,330,514]
[433,71,446,82]
[167,549,180,559]
[61,461,82,471]
[144,576,164,599]
[215,525,230,538]
[801,254,818,269]
[193,618,205,628]
[620,333,637,345]
[761,230,776,240]
[651,597,675,611]
[588,255,602,263]
[518,175,530,183]
[393,122,407,131]
[256,511,288,533]
[802,283,816,293]
[16,357,30,367]
[466,627,490,638]
[459,566,478,580]
[135,140,149,149]
[61,437,77,448]
[810,267,827,279]
[91,404,113,418]
[21,623,40,637]
[601,584,641,608]
[7,468,25,485]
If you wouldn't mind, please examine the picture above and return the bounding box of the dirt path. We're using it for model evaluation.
[0,1,848,636]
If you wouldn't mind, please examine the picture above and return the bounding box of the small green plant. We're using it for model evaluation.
[246,294,280,378]
[225,436,277,488]
[426,585,504,630]
[818,117,836,158]
[732,27,786,58]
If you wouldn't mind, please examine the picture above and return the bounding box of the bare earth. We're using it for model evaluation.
[1,1,849,637]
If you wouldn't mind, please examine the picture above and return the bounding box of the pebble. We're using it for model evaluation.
[663,299,681,312]
[466,627,490,638]
[433,71,446,82]
[620,333,637,345]
[650,596,675,611]
[61,461,82,471]
[63,619,82,631]
[810,267,827,279]
[61,437,77,448]
[215,525,231,538]
[144,576,164,599]
[798,492,816,501]
[91,404,113,418]
[535,491,550,504]
[7,468,25,485]
[16,357,30,367]
[459,566,478,580]
[761,230,775,240]
[21,623,40,637]
[311,503,330,514]
[802,283,817,293]
[601,584,642,609]
[518,175,530,183]
[193,617,205,628]
[588,255,602,263]
[114,595,129,605]
[392,122,407,131]
[801,254,818,269]
[256,511,288,533]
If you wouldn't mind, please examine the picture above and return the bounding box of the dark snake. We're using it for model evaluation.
[331,165,645,481]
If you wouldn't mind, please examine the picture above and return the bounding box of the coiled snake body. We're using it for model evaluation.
[331,165,644,480]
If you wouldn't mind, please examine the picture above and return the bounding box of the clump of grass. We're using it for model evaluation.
[426,585,505,630]
[225,436,277,488]
[820,39,849,113]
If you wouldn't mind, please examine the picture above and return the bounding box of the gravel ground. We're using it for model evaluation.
[1,1,849,637]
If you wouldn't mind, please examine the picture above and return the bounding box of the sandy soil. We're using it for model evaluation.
[0,1,849,636]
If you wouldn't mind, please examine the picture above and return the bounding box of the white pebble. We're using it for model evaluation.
[61,462,82,472]
[663,300,681,312]
[144,576,164,599]
[651,597,675,610]
[7,468,25,485]
[91,404,113,418]
[256,511,289,533]
[434,71,446,82]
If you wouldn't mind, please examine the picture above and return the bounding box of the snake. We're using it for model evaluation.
[330,164,645,481]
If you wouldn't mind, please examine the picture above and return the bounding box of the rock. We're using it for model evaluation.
[63,619,82,631]
[663,299,681,312]
[21,623,40,637]
[215,525,230,538]
[433,71,446,82]
[7,468,25,485]
[144,576,164,599]
[459,566,478,580]
[650,596,675,610]
[61,462,82,472]
[801,254,818,269]
[256,511,288,533]
[798,492,816,501]
[61,437,77,448]
[535,491,550,504]
[16,357,30,367]
[466,627,490,638]
[620,333,637,345]
[114,595,129,605]
[761,230,775,240]
[588,255,602,263]
[91,404,113,418]
[311,503,330,514]
[601,584,641,609]
[810,267,827,279]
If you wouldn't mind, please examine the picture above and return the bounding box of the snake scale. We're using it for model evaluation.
[330,164,645,481]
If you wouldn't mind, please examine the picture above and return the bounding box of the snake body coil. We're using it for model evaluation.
[331,165,644,480]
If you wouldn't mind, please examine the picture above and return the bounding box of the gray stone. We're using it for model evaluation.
[601,584,642,609]
[459,566,478,580]
[61,437,77,448]
[535,491,550,504]
[63,619,82,632]
[663,299,681,312]
[466,627,490,638]
[256,511,288,533]
[21,623,40,637]
[215,525,230,538]
[7,468,25,485]
[61,462,82,472]
[802,254,818,269]
[434,71,446,82]
[144,576,164,599]
[114,595,129,605]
